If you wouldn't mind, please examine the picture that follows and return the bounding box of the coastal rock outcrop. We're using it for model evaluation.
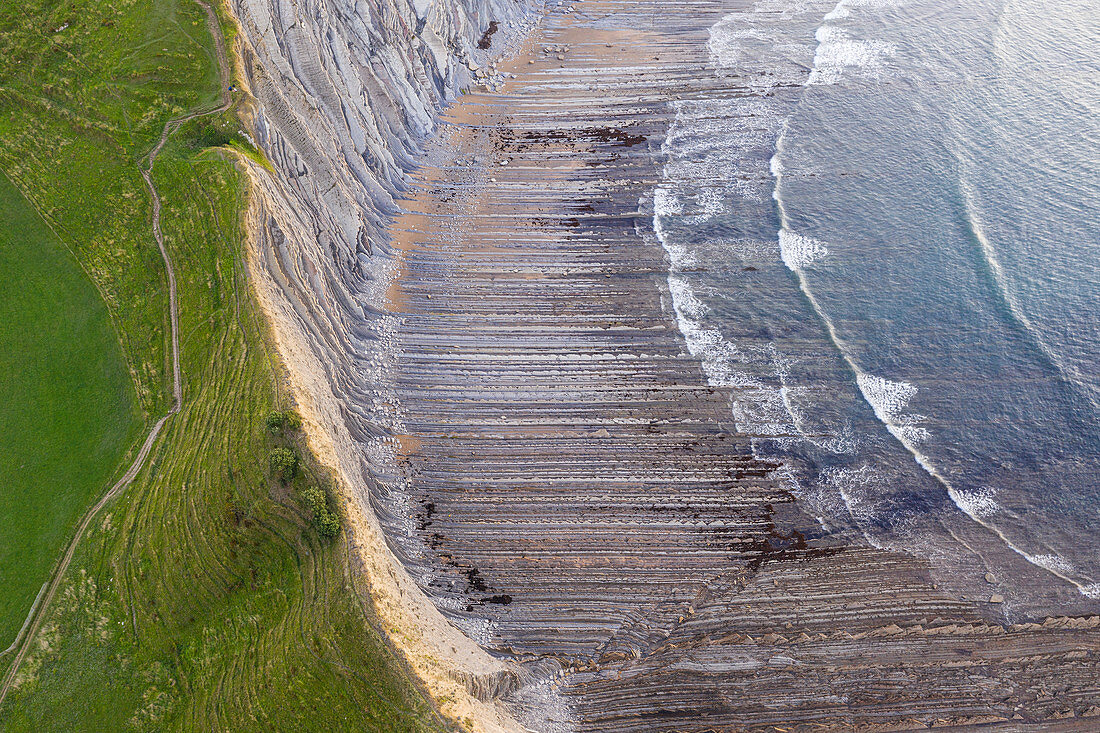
[227,0,540,727]
[227,0,1100,729]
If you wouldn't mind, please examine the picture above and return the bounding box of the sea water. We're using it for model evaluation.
[654,0,1100,614]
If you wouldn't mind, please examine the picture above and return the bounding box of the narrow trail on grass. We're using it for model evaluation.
[0,0,232,704]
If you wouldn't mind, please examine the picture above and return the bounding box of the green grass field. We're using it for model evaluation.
[0,172,141,648]
[0,0,444,729]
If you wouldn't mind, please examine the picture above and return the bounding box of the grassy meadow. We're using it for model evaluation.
[0,173,141,648]
[0,0,442,729]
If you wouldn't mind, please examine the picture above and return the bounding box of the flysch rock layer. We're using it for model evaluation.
[225,0,1100,729]
[227,0,540,728]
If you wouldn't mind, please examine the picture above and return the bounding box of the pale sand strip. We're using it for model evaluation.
[241,182,528,733]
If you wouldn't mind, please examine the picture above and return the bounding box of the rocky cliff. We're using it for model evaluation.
[226,0,1100,730]
[226,0,542,728]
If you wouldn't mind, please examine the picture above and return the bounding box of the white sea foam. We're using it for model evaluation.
[1025,553,1076,577]
[779,229,829,270]
[808,27,898,85]
[808,0,901,85]
[653,185,683,217]
[1079,584,1100,599]
[769,154,785,177]
[666,271,759,394]
[733,385,799,439]
[825,0,901,22]
[823,464,880,525]
[708,0,834,71]
[818,462,921,548]
[667,274,707,320]
[783,386,861,455]
[708,26,773,68]
[856,373,916,418]
[1023,552,1100,599]
[661,185,800,438]
[666,284,778,405]
[855,373,931,444]
[661,99,785,214]
[949,486,999,518]
[663,239,697,269]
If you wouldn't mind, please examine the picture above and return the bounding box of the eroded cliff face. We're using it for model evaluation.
[227,0,542,728]
[227,0,1100,730]
[233,0,522,255]
[228,0,530,426]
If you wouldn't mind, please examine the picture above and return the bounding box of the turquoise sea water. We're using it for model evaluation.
[656,0,1100,614]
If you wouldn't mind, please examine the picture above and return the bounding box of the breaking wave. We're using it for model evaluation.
[772,0,1097,597]
[778,230,828,270]
[854,373,930,445]
[655,0,1100,602]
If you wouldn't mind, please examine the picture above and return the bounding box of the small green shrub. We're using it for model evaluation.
[269,447,298,481]
[316,512,340,539]
[301,486,327,516]
[264,409,286,433]
[299,485,340,538]
[265,409,302,433]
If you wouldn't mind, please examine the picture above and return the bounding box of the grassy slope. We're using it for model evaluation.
[0,173,141,646]
[0,0,442,729]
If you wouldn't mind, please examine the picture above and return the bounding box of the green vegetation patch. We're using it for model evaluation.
[0,173,141,648]
[0,0,224,418]
[0,0,443,729]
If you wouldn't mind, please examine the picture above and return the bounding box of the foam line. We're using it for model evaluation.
[952,142,1100,413]
[769,0,1097,597]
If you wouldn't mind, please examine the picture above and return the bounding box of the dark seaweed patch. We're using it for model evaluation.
[592,126,647,147]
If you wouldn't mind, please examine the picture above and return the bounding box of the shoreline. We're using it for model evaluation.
[228,0,1100,728]
[224,2,544,730]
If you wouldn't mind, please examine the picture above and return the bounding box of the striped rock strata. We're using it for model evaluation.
[228,0,1100,729]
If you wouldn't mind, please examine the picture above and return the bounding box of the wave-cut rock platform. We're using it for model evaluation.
[231,0,1100,728]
